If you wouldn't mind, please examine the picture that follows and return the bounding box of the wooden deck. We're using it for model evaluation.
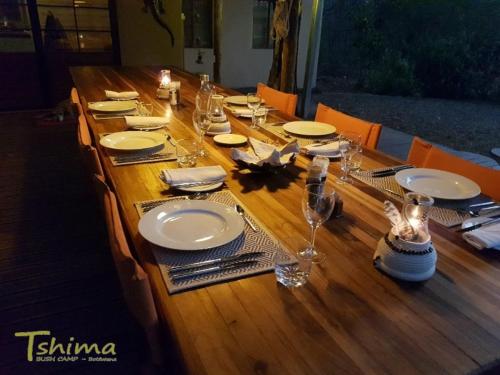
[0,112,157,374]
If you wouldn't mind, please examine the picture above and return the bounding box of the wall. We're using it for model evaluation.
[183,0,314,89]
[116,0,183,67]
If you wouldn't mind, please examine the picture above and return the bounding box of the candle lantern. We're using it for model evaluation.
[374,192,437,282]
[208,94,226,122]
[157,69,171,99]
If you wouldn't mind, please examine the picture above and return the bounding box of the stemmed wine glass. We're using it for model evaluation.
[247,92,262,129]
[337,132,362,184]
[300,184,336,263]
[192,110,211,157]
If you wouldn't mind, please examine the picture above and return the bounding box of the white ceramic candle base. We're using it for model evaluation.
[373,228,437,282]
[157,87,170,99]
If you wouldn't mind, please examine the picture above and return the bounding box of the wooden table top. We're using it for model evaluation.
[71,66,500,375]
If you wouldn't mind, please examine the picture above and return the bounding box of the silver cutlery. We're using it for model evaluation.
[169,252,265,274]
[267,121,286,126]
[468,205,500,217]
[171,260,258,281]
[468,201,496,208]
[166,134,176,147]
[370,165,414,177]
[235,204,258,232]
[169,180,225,188]
[115,153,173,162]
[381,187,404,198]
[456,217,500,233]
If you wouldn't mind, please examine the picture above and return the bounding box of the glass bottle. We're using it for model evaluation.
[195,74,213,113]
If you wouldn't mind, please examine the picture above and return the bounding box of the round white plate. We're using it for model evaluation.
[88,101,136,113]
[214,134,247,146]
[138,200,245,250]
[283,121,336,137]
[99,131,165,151]
[176,182,224,193]
[395,168,481,200]
[224,95,265,106]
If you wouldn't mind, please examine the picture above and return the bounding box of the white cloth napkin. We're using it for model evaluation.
[207,121,231,134]
[105,90,139,100]
[160,166,227,185]
[303,140,345,156]
[462,218,500,250]
[229,107,253,117]
[231,137,299,167]
[125,116,169,128]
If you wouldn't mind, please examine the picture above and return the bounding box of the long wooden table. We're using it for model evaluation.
[71,66,500,375]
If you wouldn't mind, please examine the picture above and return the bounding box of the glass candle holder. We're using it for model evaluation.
[159,69,171,89]
[402,192,434,242]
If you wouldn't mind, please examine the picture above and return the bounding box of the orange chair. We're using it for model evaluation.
[256,83,298,116]
[93,174,164,365]
[83,145,104,179]
[315,103,382,149]
[407,137,500,200]
[70,87,81,105]
[76,103,92,148]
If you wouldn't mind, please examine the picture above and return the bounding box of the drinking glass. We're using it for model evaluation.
[301,184,336,263]
[337,132,362,184]
[253,108,268,127]
[192,110,211,157]
[176,139,198,168]
[247,93,262,129]
[137,102,153,116]
[273,242,312,288]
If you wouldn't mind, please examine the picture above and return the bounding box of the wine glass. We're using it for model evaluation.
[301,184,336,263]
[192,110,211,157]
[337,132,362,184]
[247,93,262,129]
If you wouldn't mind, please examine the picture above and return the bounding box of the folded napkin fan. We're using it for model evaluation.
[105,90,139,100]
[231,137,299,167]
[125,116,169,128]
[462,218,500,250]
[303,141,343,156]
[160,165,227,185]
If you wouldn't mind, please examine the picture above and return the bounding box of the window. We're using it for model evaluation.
[252,0,274,49]
[37,0,112,52]
[183,0,212,48]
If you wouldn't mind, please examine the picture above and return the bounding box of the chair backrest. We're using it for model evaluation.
[314,103,382,149]
[418,145,500,201]
[70,87,81,105]
[76,103,92,148]
[93,174,163,364]
[83,145,104,178]
[256,83,298,116]
[407,137,433,167]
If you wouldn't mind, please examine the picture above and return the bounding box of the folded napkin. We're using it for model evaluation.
[462,218,500,250]
[105,90,139,100]
[160,166,227,185]
[207,120,231,134]
[303,141,342,156]
[229,107,253,117]
[231,137,299,167]
[125,116,169,128]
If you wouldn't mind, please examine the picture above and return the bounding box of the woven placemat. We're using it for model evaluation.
[98,132,177,166]
[351,168,472,227]
[135,191,289,294]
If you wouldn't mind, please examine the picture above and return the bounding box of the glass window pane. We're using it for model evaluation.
[38,7,76,30]
[78,31,111,51]
[252,1,273,49]
[38,1,74,5]
[183,0,212,48]
[0,3,30,30]
[76,8,110,31]
[76,0,109,7]
[43,30,78,50]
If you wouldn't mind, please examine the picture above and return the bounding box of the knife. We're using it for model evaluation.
[371,165,413,177]
[116,153,172,161]
[456,217,500,233]
[169,252,265,273]
[169,179,226,188]
[171,260,259,281]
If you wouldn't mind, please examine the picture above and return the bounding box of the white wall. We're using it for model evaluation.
[183,0,314,89]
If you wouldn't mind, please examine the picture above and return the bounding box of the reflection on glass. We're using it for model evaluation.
[76,8,110,30]
[78,32,112,51]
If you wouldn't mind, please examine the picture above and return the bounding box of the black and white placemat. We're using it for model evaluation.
[135,190,288,294]
[98,132,177,166]
[351,168,476,227]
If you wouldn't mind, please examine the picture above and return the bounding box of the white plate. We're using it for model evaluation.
[395,168,481,200]
[283,121,336,137]
[99,131,165,151]
[224,95,265,106]
[89,101,137,113]
[214,134,247,146]
[138,200,245,250]
[176,181,224,192]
